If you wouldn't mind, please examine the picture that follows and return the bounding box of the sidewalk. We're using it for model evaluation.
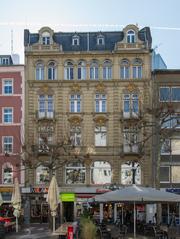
[4,223,59,239]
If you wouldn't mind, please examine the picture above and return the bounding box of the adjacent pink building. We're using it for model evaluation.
[0,55,24,201]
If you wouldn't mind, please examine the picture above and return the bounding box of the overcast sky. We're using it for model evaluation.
[0,0,180,68]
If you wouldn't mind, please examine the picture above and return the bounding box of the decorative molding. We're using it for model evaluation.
[126,82,138,92]
[93,115,108,125]
[70,83,81,93]
[37,84,54,94]
[68,116,83,125]
[95,82,106,93]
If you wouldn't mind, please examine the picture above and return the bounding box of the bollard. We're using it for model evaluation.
[67,226,73,239]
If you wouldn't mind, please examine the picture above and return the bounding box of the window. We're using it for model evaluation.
[36,165,50,184]
[127,30,135,43]
[123,94,139,118]
[161,114,180,129]
[91,161,112,184]
[3,108,13,123]
[95,126,107,146]
[172,166,180,183]
[90,61,99,80]
[48,62,56,80]
[159,87,180,102]
[38,95,54,118]
[2,58,9,65]
[72,35,79,46]
[103,60,112,80]
[78,61,86,80]
[3,136,13,153]
[159,87,170,102]
[97,36,105,45]
[70,126,81,146]
[132,58,142,79]
[161,139,180,155]
[172,87,180,101]
[36,62,44,80]
[121,161,141,185]
[95,94,106,112]
[70,94,81,113]
[42,32,50,45]
[64,61,74,80]
[160,166,170,183]
[65,162,86,184]
[123,126,138,153]
[3,163,13,184]
[3,79,13,94]
[120,59,129,79]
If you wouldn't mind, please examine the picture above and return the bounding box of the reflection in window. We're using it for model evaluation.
[159,87,180,102]
[36,62,44,80]
[70,126,81,146]
[103,60,112,80]
[120,59,129,79]
[161,139,180,155]
[132,58,142,79]
[121,161,141,185]
[91,161,112,184]
[64,61,74,80]
[36,165,50,184]
[172,166,180,183]
[95,94,106,112]
[48,62,56,80]
[123,94,138,118]
[78,61,86,80]
[42,32,50,45]
[65,162,86,184]
[123,126,138,153]
[95,126,107,146]
[90,61,98,80]
[3,163,13,184]
[127,30,135,43]
[70,94,81,112]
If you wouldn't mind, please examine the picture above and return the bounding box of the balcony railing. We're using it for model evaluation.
[36,111,55,120]
[121,111,142,120]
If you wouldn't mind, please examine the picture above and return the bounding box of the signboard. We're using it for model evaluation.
[166,188,180,194]
[0,187,13,192]
[60,193,76,202]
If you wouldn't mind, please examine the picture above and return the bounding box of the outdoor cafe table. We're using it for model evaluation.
[53,222,77,238]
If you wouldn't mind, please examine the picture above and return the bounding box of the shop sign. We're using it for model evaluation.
[166,188,180,194]
[96,189,110,193]
[0,187,13,192]
[31,187,48,193]
[60,193,76,202]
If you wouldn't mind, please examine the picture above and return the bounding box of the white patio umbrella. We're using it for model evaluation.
[11,177,21,233]
[95,185,180,238]
[47,176,60,233]
[0,193,3,206]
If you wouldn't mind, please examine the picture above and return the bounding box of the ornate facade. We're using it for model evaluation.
[24,24,153,222]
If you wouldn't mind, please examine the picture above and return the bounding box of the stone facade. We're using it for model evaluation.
[24,24,153,190]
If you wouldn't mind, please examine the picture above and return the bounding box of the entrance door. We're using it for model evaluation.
[41,202,49,223]
[63,202,74,222]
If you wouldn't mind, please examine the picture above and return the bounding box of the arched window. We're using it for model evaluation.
[127,30,135,43]
[97,35,105,45]
[65,162,86,184]
[103,60,112,80]
[78,61,86,80]
[36,165,50,184]
[2,163,13,184]
[121,161,141,185]
[48,62,57,80]
[120,59,130,79]
[132,58,143,79]
[90,60,99,80]
[42,31,50,45]
[72,35,80,46]
[64,61,74,80]
[36,62,44,80]
[91,161,112,184]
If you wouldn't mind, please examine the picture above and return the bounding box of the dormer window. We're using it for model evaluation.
[72,35,79,46]
[127,30,135,43]
[97,35,105,45]
[42,31,50,45]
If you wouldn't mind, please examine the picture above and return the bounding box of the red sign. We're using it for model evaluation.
[67,226,73,239]
[96,189,110,193]
[31,187,48,193]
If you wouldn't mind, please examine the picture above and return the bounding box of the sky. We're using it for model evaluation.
[0,0,180,68]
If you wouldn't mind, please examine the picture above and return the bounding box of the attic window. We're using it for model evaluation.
[97,36,105,45]
[127,30,135,43]
[72,36,79,46]
[42,31,51,45]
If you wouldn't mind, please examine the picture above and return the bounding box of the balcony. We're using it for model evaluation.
[121,144,144,157]
[121,111,142,120]
[36,111,55,121]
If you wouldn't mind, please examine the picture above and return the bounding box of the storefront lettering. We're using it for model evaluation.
[31,187,48,193]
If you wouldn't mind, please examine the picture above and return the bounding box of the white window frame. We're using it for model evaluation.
[172,166,180,183]
[70,126,81,146]
[64,62,74,80]
[97,36,105,45]
[121,162,141,185]
[72,36,79,46]
[36,62,44,80]
[38,95,54,118]
[70,94,81,113]
[123,126,139,153]
[48,62,56,80]
[127,30,135,43]
[36,165,50,184]
[2,79,13,95]
[132,65,142,79]
[78,61,86,80]
[2,163,13,184]
[65,162,86,184]
[3,107,13,124]
[123,94,139,118]
[90,62,99,80]
[95,126,107,146]
[95,94,107,113]
[2,136,13,154]
[42,32,51,45]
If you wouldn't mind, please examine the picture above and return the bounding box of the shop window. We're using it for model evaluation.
[91,161,112,184]
[121,161,141,185]
[36,165,50,184]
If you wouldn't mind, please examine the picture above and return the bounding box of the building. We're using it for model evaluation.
[24,24,153,223]
[0,55,24,203]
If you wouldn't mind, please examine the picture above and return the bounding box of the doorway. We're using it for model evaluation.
[63,202,74,222]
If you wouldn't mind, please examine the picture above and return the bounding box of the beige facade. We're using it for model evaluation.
[24,24,153,190]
